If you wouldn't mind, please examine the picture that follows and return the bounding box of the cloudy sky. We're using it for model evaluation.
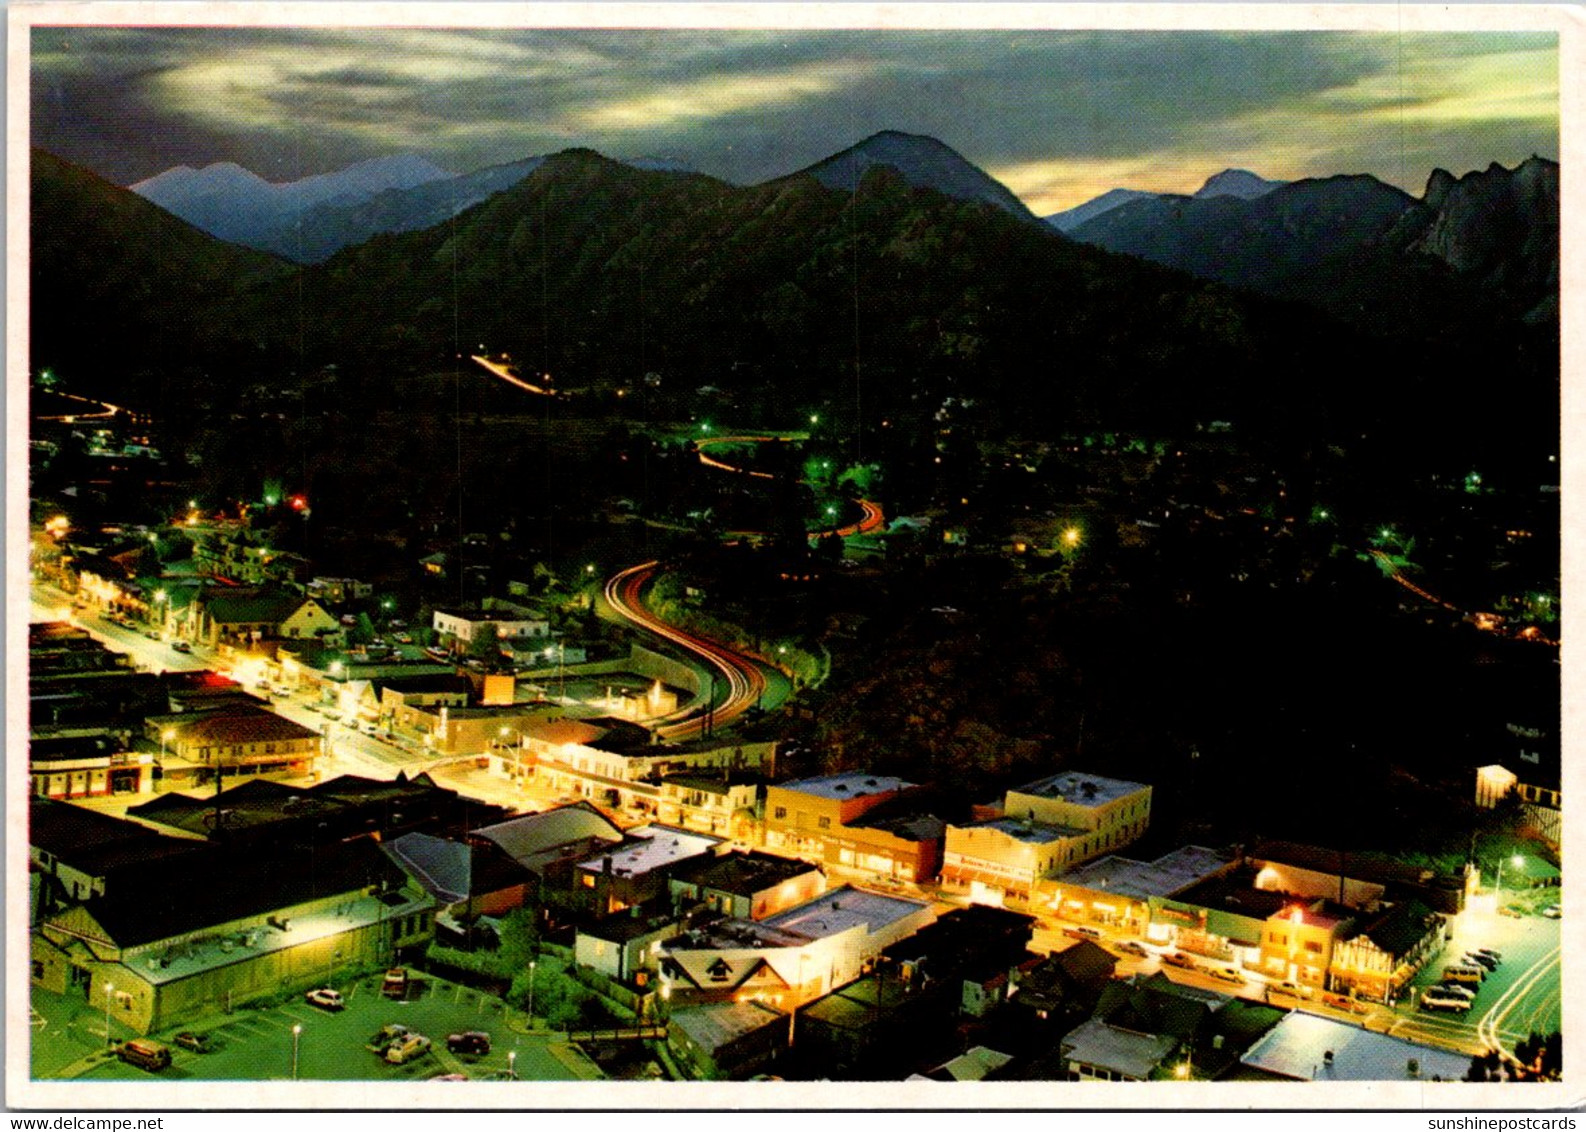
[31,26,1558,213]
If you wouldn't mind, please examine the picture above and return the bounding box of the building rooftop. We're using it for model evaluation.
[575,825,721,880]
[962,817,1083,843]
[1238,1011,1471,1082]
[62,837,414,950]
[762,885,930,941]
[1008,770,1150,808]
[669,1001,784,1051]
[1060,845,1232,901]
[1060,1017,1180,1080]
[151,706,320,746]
[670,851,822,898]
[771,773,913,802]
[472,803,624,870]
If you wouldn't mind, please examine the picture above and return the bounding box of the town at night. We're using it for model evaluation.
[15,13,1568,1103]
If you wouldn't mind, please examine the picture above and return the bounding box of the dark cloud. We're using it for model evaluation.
[29,26,1558,205]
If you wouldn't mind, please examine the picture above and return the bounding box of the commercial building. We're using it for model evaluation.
[31,837,434,1035]
[432,608,551,650]
[763,774,943,883]
[30,734,152,799]
[142,705,321,782]
[574,825,724,915]
[1040,845,1235,933]
[943,770,1152,903]
[660,885,934,1010]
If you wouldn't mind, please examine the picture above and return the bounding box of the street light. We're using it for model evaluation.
[508,1049,518,1080]
[292,1023,302,1080]
[104,982,114,1049]
[1495,854,1525,895]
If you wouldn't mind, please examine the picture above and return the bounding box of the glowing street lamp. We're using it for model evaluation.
[508,1050,518,1080]
[1494,854,1525,894]
[1062,528,1082,549]
[291,1023,302,1080]
[527,960,537,1026]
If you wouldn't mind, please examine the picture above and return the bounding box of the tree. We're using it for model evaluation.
[470,622,501,660]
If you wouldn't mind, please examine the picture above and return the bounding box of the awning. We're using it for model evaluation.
[940,864,1026,890]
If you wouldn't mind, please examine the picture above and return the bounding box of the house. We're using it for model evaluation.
[432,608,550,651]
[31,838,434,1035]
[943,770,1152,904]
[668,851,827,921]
[1236,1011,1470,1082]
[1008,939,1119,1023]
[1475,763,1561,852]
[1056,971,1233,1080]
[763,773,943,883]
[667,1001,786,1080]
[193,589,339,648]
[575,904,685,983]
[306,577,373,605]
[661,885,934,1010]
[1059,1017,1183,1081]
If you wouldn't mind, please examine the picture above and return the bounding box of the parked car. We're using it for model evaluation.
[1421,989,1474,1013]
[369,1024,410,1054]
[116,1040,172,1071]
[172,1031,212,1053]
[1320,991,1370,1014]
[385,1032,432,1065]
[1161,951,1198,970]
[170,640,192,653]
[1442,964,1485,985]
[1207,964,1245,984]
[1431,982,1476,1001]
[1541,904,1561,919]
[446,1032,491,1056]
[1470,947,1504,962]
[305,987,345,1011]
[382,968,410,998]
[1270,980,1312,999]
[1499,904,1527,918]
[1114,941,1150,958]
[1464,952,1499,972]
[1065,926,1103,941]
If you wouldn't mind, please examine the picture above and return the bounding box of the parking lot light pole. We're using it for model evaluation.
[527,960,537,1026]
[508,1050,517,1080]
[292,1023,302,1080]
[103,982,113,1049]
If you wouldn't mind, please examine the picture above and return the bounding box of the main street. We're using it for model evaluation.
[31,582,205,674]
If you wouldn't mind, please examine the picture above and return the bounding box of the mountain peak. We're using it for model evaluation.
[1193,168,1285,200]
[1423,167,1457,210]
[782,131,1037,222]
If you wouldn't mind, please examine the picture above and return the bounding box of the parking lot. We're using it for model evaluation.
[36,970,603,1083]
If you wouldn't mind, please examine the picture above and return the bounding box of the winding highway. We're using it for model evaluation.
[602,561,770,741]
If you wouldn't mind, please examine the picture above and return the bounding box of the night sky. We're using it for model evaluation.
[31,25,1558,214]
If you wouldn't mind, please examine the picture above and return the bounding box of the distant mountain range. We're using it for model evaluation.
[131,154,454,254]
[33,133,1558,471]
[1055,156,1558,326]
[128,130,1040,261]
[1045,168,1286,231]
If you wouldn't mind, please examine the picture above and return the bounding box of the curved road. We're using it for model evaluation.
[603,561,771,741]
[692,434,886,540]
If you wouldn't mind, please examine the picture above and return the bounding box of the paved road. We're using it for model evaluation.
[602,561,772,741]
[31,583,205,674]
